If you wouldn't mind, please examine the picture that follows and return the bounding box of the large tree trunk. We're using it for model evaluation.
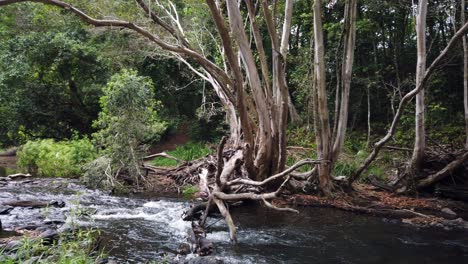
[331,0,357,162]
[312,0,332,195]
[407,0,428,178]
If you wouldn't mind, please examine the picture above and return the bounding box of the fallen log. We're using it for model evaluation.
[417,151,468,189]
[7,173,31,180]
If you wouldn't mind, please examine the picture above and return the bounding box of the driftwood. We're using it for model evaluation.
[7,173,31,180]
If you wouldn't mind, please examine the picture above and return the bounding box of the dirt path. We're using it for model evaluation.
[149,123,190,154]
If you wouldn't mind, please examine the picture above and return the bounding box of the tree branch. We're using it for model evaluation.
[0,0,231,92]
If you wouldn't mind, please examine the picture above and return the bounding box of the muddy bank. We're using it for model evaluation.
[0,156,17,170]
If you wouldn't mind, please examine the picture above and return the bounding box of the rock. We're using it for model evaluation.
[178,243,191,255]
[1,200,65,208]
[44,218,66,225]
[197,237,214,256]
[38,229,59,243]
[22,256,39,264]
[16,224,41,231]
[401,218,412,224]
[183,256,224,264]
[0,206,13,215]
[441,208,457,217]
[35,226,50,232]
[4,240,22,252]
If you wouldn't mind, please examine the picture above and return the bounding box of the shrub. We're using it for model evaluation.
[17,138,97,177]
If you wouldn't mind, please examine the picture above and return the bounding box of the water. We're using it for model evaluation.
[1,177,467,263]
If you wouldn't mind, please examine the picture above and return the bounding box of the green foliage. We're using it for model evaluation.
[0,28,110,146]
[17,138,97,177]
[151,142,212,167]
[0,229,105,263]
[91,69,166,185]
[287,126,317,149]
[182,185,199,199]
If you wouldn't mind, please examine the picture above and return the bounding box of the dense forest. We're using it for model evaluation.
[1,0,468,263]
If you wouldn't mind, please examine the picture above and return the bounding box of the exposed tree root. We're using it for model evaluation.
[146,137,328,245]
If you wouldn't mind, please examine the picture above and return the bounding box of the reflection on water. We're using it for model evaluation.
[1,178,467,263]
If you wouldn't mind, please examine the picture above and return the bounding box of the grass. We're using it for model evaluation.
[285,132,391,182]
[0,229,106,263]
[151,142,211,167]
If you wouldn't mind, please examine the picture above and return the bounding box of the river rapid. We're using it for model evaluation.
[1,177,467,263]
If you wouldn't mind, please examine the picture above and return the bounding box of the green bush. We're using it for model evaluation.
[17,138,97,177]
[152,142,211,167]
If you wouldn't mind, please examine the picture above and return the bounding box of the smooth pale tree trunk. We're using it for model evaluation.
[408,0,428,176]
[463,0,468,149]
[331,0,357,162]
[280,0,301,123]
[366,83,371,149]
[313,0,332,195]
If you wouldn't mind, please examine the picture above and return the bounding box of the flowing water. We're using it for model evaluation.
[1,177,467,263]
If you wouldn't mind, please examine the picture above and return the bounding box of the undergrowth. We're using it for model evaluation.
[151,142,211,167]
[17,138,97,177]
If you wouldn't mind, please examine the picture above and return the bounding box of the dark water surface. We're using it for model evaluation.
[0,177,467,263]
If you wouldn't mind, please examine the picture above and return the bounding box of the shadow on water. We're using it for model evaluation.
[0,178,467,263]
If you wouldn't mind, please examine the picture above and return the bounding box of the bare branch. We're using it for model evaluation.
[227,158,326,187]
[262,197,299,214]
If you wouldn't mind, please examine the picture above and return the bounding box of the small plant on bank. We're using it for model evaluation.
[0,229,105,263]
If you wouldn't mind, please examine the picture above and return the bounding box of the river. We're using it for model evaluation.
[1,177,467,263]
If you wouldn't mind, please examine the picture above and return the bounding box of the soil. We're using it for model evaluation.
[0,156,16,169]
[149,123,190,154]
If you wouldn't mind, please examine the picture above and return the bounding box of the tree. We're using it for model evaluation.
[92,69,166,187]
[349,11,468,185]
[406,0,428,181]
[0,28,109,146]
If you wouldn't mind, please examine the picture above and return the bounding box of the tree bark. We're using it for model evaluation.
[331,0,357,162]
[312,0,332,195]
[407,0,428,177]
[463,0,468,149]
